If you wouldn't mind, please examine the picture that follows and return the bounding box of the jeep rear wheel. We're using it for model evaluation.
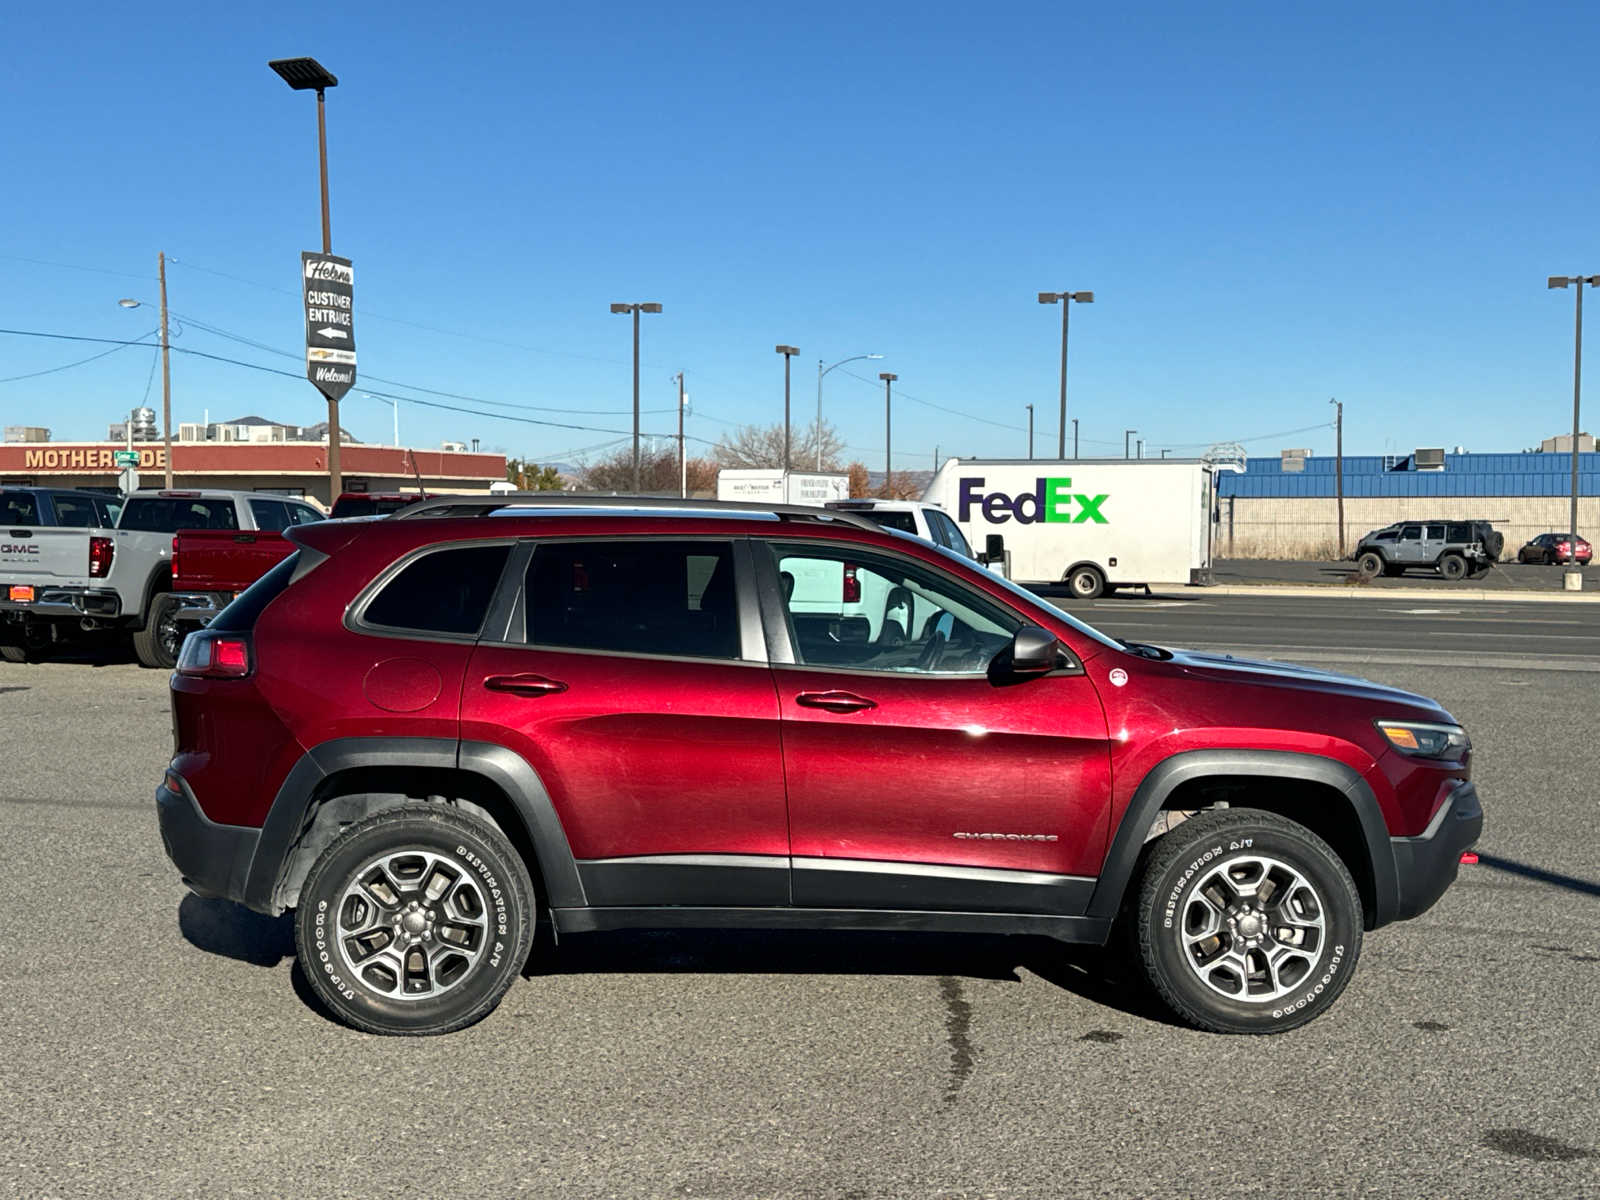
[294,804,535,1036]
[1439,553,1468,581]
[1356,551,1384,578]
[1135,808,1362,1034]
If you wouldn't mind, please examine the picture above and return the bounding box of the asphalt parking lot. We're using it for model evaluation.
[3,594,1598,1199]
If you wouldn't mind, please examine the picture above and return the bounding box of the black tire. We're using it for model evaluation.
[132,593,182,669]
[1439,553,1468,581]
[1066,564,1105,600]
[1135,808,1363,1034]
[294,804,535,1035]
[1356,551,1384,578]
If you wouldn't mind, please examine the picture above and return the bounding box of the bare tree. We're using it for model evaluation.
[713,420,846,471]
[578,444,718,495]
[846,461,871,498]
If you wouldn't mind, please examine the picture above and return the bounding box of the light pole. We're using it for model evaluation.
[116,256,173,487]
[1125,428,1137,459]
[815,354,882,470]
[610,302,663,491]
[1136,438,1143,460]
[775,345,799,471]
[1038,289,1094,458]
[269,56,344,498]
[880,372,898,495]
[1549,275,1599,586]
[365,394,399,446]
[1026,404,1034,460]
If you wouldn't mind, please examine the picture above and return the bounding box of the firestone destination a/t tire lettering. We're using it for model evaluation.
[293,803,534,1036]
[1135,808,1363,1034]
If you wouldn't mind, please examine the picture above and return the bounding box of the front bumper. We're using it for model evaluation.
[1389,779,1482,921]
[156,770,260,905]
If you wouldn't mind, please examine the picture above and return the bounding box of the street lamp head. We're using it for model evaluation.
[117,298,141,309]
[1549,276,1571,289]
[866,354,884,359]
[610,303,632,313]
[269,57,338,91]
[879,372,897,382]
[639,303,663,314]
[1038,292,1060,304]
[775,344,799,356]
[1072,291,1095,303]
[1588,276,1600,287]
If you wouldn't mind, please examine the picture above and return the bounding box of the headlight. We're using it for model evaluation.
[1376,720,1470,760]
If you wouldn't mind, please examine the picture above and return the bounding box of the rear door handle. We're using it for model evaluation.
[795,690,876,713]
[483,673,568,698]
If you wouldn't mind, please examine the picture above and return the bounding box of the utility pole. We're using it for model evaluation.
[1136,438,1143,460]
[676,372,687,498]
[1072,418,1079,459]
[1125,429,1137,459]
[776,345,799,472]
[880,372,898,497]
[1026,404,1034,459]
[1331,398,1345,557]
[158,251,172,487]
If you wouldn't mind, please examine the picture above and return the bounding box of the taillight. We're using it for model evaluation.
[170,535,180,584]
[177,633,252,678]
[89,536,114,578]
[843,564,861,603]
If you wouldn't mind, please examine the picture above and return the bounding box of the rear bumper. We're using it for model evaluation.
[155,770,260,905]
[0,588,121,619]
[1388,780,1482,922]
[170,592,229,625]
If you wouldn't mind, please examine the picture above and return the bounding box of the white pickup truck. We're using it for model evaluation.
[0,488,322,666]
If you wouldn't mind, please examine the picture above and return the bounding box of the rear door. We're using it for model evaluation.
[459,537,790,908]
[758,538,1112,914]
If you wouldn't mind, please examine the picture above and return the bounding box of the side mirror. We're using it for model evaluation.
[984,533,1005,561]
[1008,625,1060,675]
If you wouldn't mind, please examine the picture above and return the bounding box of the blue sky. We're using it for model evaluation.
[3,1,1597,468]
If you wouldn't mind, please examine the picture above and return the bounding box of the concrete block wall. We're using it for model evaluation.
[1219,496,1600,559]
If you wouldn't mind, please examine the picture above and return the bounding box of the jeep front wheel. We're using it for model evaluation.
[1356,551,1384,578]
[1135,808,1363,1034]
[294,804,535,1035]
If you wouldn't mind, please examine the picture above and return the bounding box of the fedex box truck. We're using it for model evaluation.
[923,458,1217,598]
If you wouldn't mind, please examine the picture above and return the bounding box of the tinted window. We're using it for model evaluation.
[1446,523,1473,542]
[771,544,1017,674]
[525,541,739,660]
[331,496,414,519]
[0,492,40,525]
[1425,523,1446,540]
[1374,530,1398,543]
[48,494,98,527]
[287,503,324,526]
[363,544,511,636]
[1399,524,1422,540]
[119,497,239,533]
[860,510,917,535]
[249,498,291,532]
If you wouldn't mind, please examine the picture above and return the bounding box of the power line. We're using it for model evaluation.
[0,329,158,383]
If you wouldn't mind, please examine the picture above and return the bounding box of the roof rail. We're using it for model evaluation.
[388,492,882,532]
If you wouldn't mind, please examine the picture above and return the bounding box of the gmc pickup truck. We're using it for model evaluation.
[0,488,322,667]
[0,488,124,662]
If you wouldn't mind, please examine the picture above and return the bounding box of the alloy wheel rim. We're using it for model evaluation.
[333,848,491,1001]
[1178,852,1327,1003]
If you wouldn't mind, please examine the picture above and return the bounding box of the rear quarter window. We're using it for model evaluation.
[359,544,512,637]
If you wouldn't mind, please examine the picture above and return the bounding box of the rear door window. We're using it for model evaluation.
[48,493,99,527]
[1,492,40,525]
[360,544,512,637]
[119,497,239,532]
[1425,523,1446,541]
[930,511,974,558]
[523,540,740,660]
[249,498,292,532]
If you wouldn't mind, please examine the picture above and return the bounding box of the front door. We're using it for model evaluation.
[459,537,790,908]
[758,540,1112,915]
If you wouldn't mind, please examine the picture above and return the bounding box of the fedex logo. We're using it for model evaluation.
[957,476,1109,525]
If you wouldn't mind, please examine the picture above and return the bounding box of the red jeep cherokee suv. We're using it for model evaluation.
[158,496,1481,1036]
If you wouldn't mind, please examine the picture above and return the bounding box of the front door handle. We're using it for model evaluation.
[795,690,877,713]
[483,673,568,698]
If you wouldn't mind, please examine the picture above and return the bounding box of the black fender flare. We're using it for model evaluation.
[241,736,584,913]
[1085,748,1400,928]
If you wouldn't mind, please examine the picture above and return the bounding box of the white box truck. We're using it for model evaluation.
[716,469,849,505]
[923,458,1217,598]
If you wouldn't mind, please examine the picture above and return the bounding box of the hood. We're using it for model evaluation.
[1162,647,1450,717]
